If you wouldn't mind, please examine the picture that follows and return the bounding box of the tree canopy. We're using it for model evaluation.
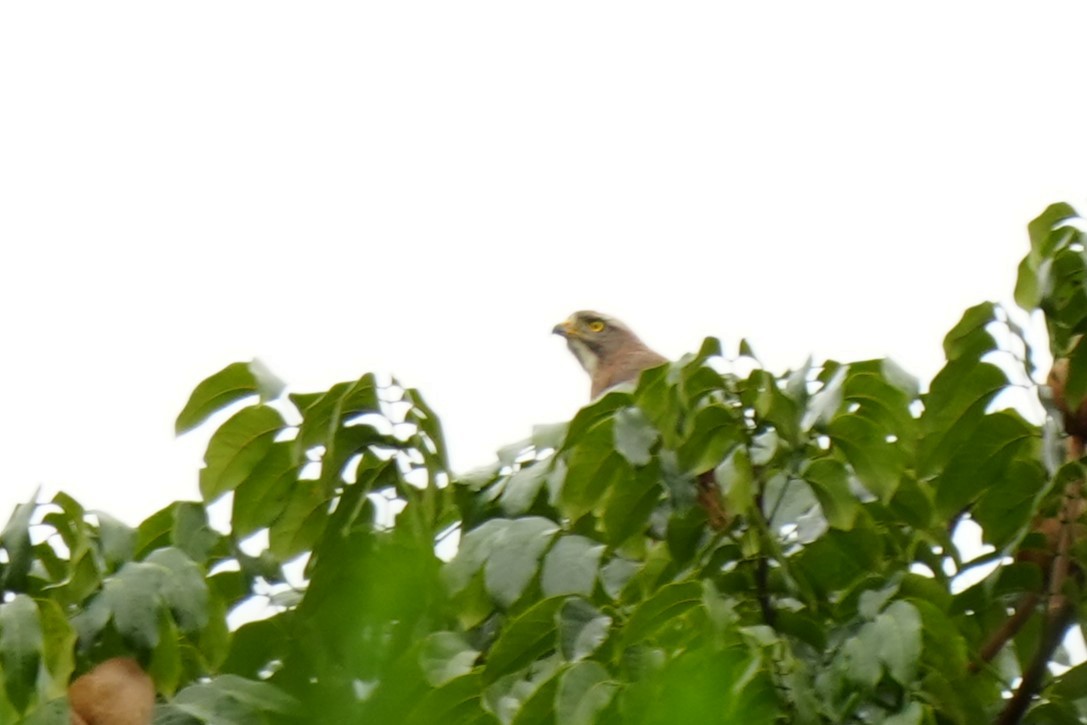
[4,204,1087,724]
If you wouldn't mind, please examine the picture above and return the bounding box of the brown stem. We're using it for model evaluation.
[969,593,1039,674]
[996,434,1084,723]
[995,601,1075,725]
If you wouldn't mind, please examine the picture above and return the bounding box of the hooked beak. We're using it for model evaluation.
[552,318,577,338]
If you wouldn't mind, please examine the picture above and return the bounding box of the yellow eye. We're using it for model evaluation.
[589,320,605,332]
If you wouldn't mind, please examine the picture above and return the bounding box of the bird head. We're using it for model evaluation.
[552,311,644,378]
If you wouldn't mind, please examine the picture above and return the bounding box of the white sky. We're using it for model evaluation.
[2,3,1087,529]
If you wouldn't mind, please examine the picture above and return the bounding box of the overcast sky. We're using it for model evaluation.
[2,3,1087,528]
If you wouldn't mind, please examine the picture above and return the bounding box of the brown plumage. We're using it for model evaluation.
[553,311,728,529]
[552,311,668,398]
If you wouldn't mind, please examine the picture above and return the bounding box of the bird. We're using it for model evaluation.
[553,311,728,529]
[552,311,668,399]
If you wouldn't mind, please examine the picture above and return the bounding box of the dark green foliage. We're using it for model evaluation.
[3,205,1087,723]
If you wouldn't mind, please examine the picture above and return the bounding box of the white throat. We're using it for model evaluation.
[567,338,599,376]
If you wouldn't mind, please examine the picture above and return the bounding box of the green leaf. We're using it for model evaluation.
[148,610,182,697]
[175,359,284,435]
[0,594,42,713]
[95,512,136,569]
[919,359,1008,476]
[883,702,925,725]
[421,632,481,687]
[829,413,904,500]
[677,404,742,474]
[444,519,513,595]
[747,369,801,444]
[484,596,565,682]
[563,422,629,519]
[933,411,1036,517]
[600,463,662,545]
[620,644,780,723]
[600,558,639,601]
[36,599,75,696]
[802,366,847,430]
[839,625,882,690]
[541,536,605,598]
[715,446,753,516]
[1028,202,1079,252]
[220,615,290,679]
[172,676,300,723]
[622,581,703,647]
[1051,659,1087,700]
[1,497,36,590]
[134,503,176,558]
[294,375,381,452]
[613,407,659,467]
[405,673,496,725]
[268,478,329,559]
[18,698,69,725]
[484,517,560,608]
[404,385,452,471]
[555,661,616,725]
[802,458,857,530]
[841,370,918,443]
[557,599,612,662]
[199,588,230,673]
[172,502,222,565]
[146,547,209,632]
[973,457,1047,547]
[888,475,935,530]
[532,421,569,450]
[499,462,550,516]
[942,302,997,362]
[1014,254,1041,310]
[198,405,285,503]
[231,443,299,537]
[875,600,923,686]
[509,669,562,725]
[103,562,166,651]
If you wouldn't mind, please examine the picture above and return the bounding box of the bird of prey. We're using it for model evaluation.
[553,310,728,529]
[552,311,668,399]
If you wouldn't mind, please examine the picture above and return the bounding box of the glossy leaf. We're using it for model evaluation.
[540,536,605,598]
[421,632,480,687]
[557,599,611,662]
[555,661,616,725]
[0,594,42,712]
[175,360,285,436]
[715,446,753,516]
[198,405,285,503]
[802,458,857,530]
[484,597,565,682]
[613,407,658,467]
[484,517,559,608]
[622,581,703,647]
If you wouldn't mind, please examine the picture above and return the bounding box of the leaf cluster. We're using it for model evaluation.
[3,205,1087,723]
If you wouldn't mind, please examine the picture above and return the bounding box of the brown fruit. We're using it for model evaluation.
[68,658,154,725]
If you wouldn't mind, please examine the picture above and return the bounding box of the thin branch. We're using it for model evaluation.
[994,602,1075,725]
[968,593,1039,674]
[996,435,1084,723]
[754,489,776,627]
